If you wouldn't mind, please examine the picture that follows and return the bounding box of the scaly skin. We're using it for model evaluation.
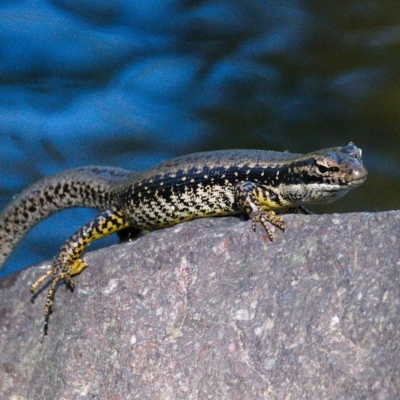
[0,143,367,333]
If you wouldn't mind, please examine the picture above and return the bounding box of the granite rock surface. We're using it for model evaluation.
[1,211,399,399]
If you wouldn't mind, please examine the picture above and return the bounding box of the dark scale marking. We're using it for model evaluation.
[0,144,367,333]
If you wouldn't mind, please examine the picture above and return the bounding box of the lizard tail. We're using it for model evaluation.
[0,166,136,270]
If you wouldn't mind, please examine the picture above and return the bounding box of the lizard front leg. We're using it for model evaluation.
[30,206,130,334]
[234,181,285,241]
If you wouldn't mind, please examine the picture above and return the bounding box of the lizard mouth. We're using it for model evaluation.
[343,162,368,185]
[346,171,368,186]
[347,174,368,185]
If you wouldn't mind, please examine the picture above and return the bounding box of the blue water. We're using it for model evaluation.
[1,0,399,277]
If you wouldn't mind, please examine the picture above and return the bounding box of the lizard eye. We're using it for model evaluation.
[349,148,362,159]
[345,143,362,159]
[316,164,329,174]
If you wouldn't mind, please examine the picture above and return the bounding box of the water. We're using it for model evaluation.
[0,0,399,277]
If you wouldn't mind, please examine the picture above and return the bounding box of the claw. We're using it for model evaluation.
[250,210,285,241]
[31,261,80,334]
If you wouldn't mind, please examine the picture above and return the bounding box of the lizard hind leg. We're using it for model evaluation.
[31,206,130,334]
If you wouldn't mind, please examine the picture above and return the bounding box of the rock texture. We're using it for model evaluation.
[1,211,399,399]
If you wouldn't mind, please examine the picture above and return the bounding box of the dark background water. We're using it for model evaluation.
[0,0,399,277]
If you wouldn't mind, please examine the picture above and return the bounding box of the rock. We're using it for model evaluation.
[1,211,399,399]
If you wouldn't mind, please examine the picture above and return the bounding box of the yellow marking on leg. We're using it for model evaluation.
[235,182,285,241]
[70,259,88,275]
[31,260,87,294]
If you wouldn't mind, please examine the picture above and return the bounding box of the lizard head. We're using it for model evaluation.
[312,142,368,186]
[286,142,368,205]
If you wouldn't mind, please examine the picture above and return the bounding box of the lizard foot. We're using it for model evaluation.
[31,258,88,334]
[251,210,285,241]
